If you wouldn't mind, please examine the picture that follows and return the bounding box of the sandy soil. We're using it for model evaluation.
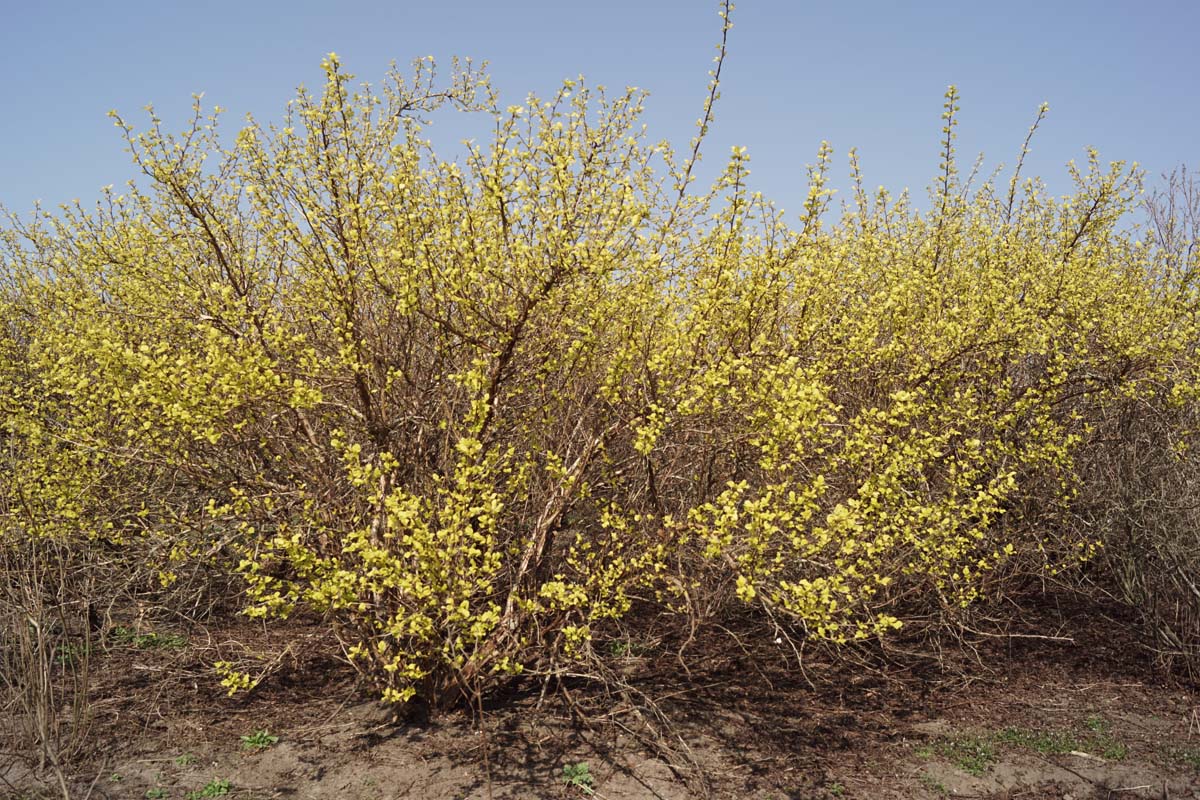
[5,600,1199,799]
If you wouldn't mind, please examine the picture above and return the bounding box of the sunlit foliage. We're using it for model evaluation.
[2,46,1195,708]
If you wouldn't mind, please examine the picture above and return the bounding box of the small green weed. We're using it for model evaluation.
[55,640,90,667]
[1165,746,1200,769]
[174,753,197,767]
[185,779,230,799]
[995,727,1077,755]
[1095,737,1128,761]
[146,788,168,799]
[606,639,650,658]
[828,781,845,796]
[562,761,595,794]
[240,729,279,751]
[608,640,631,657]
[918,772,947,795]
[112,626,187,650]
[933,734,995,777]
[996,723,1126,761]
[1081,716,1125,758]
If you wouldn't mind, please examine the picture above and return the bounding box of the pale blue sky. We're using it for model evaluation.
[1,1,1195,217]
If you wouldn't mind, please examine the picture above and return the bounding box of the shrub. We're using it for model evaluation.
[2,21,1194,709]
[1069,165,1200,679]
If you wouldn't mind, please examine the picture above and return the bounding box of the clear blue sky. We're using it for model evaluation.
[2,1,1196,218]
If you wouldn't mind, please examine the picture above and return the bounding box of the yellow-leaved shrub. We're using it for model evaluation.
[2,53,1195,708]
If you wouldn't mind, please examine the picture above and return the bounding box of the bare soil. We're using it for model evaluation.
[5,598,1199,800]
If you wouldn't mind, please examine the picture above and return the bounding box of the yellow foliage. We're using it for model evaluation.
[2,49,1195,709]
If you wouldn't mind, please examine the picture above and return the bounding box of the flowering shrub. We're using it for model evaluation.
[2,45,1195,708]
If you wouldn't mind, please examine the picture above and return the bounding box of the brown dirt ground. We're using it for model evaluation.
[5,598,1200,800]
